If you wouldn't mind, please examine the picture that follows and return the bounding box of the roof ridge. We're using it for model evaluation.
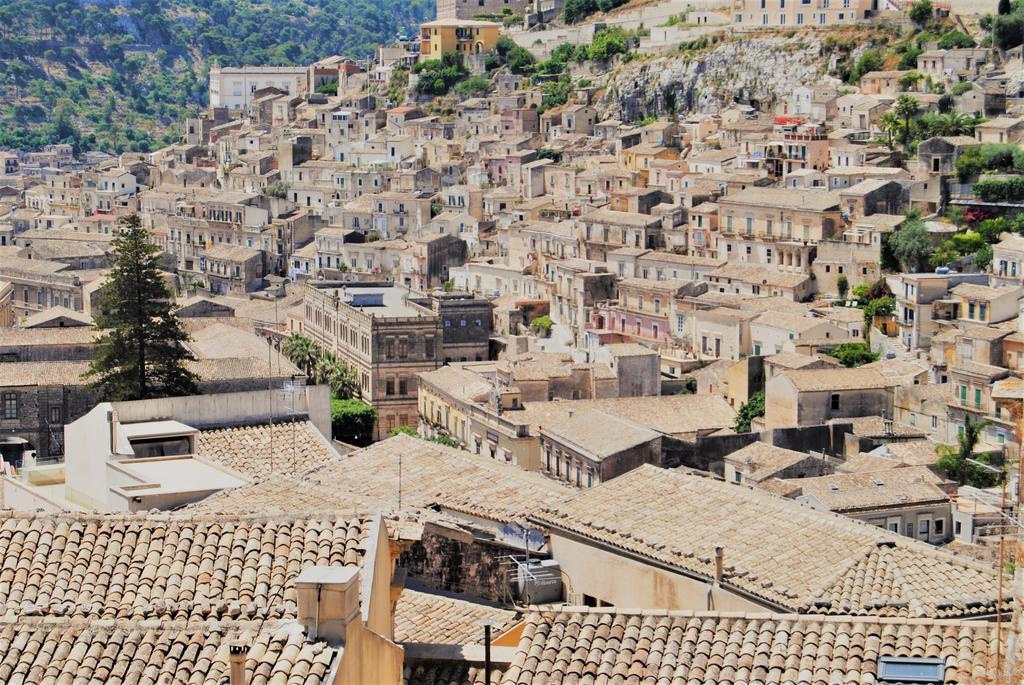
[525,606,999,627]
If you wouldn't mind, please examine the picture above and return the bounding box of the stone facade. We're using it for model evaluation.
[399,522,523,603]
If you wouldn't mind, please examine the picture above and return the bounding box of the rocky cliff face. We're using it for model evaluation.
[594,35,833,121]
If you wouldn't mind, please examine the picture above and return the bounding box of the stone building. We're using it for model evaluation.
[0,362,97,462]
[301,282,492,438]
[538,408,662,488]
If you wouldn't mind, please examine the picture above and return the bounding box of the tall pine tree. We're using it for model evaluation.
[87,214,199,400]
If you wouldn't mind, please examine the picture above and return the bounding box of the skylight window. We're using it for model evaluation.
[877,657,944,684]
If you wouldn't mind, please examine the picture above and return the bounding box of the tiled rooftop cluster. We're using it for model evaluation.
[533,466,1002,618]
[395,589,517,645]
[0,617,335,685]
[197,420,338,480]
[500,609,999,684]
[195,434,576,524]
[0,513,368,620]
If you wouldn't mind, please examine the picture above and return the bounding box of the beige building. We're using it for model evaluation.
[764,367,897,430]
[716,188,842,274]
[794,466,954,544]
[538,409,662,489]
[301,283,491,439]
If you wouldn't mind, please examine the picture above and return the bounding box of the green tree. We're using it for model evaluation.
[325,357,359,400]
[283,333,319,375]
[993,13,1024,50]
[836,274,849,300]
[908,0,933,24]
[938,30,975,49]
[331,398,376,446]
[589,27,629,61]
[936,417,999,486]
[454,74,491,96]
[887,219,932,271]
[266,180,289,198]
[87,214,199,400]
[388,425,419,437]
[878,111,900,149]
[974,243,994,270]
[830,342,879,367]
[530,314,553,337]
[506,45,535,74]
[894,94,921,149]
[734,392,765,433]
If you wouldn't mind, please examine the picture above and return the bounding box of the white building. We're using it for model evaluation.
[208,66,308,110]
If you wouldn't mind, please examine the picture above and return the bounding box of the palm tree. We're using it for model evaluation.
[878,111,900,149]
[936,416,994,485]
[894,94,920,149]
[326,359,359,399]
[937,111,975,136]
[311,350,337,386]
[282,333,318,375]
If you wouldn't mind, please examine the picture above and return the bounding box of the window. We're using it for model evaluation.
[386,380,395,396]
[830,393,840,411]
[934,518,944,535]
[918,518,930,537]
[733,471,742,483]
[876,657,945,685]
[399,379,408,396]
[676,314,685,333]
[2,393,15,419]
[49,406,61,424]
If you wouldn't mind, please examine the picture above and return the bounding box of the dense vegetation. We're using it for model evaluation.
[563,0,628,24]
[0,0,433,153]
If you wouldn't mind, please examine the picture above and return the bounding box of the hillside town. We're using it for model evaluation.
[1,0,1024,682]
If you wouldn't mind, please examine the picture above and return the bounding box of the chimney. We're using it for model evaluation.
[714,546,724,583]
[108,409,119,454]
[228,643,246,685]
[293,566,361,646]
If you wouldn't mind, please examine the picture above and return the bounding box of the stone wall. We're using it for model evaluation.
[400,522,534,603]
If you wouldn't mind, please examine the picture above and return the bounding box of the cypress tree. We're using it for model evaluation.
[87,213,199,400]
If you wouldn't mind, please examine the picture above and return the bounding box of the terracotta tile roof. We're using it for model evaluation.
[500,609,998,684]
[419,365,495,403]
[531,466,1002,618]
[781,368,895,392]
[194,434,575,525]
[724,442,815,482]
[840,416,927,438]
[763,352,836,370]
[875,440,943,466]
[395,589,516,645]
[0,361,91,387]
[517,394,736,437]
[0,512,368,620]
[795,466,950,512]
[950,282,1019,301]
[0,616,335,685]
[197,420,338,481]
[540,410,660,460]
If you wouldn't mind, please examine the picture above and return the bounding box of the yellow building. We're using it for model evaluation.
[418,19,501,61]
